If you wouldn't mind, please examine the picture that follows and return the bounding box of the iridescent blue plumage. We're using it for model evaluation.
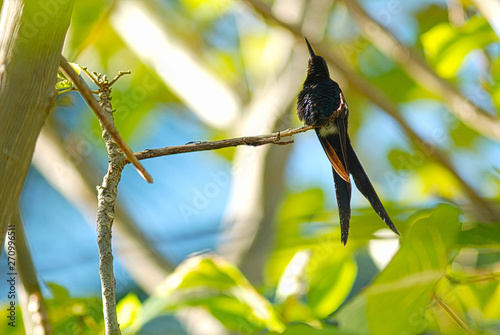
[297,80,342,126]
[296,38,399,245]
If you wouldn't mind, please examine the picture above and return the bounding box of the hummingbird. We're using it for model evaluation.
[296,38,399,245]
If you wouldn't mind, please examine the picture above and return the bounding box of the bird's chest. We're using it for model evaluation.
[297,81,342,126]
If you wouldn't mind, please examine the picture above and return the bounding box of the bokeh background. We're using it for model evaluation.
[1,0,500,334]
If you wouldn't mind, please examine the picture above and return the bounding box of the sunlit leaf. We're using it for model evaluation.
[421,16,498,78]
[181,0,232,21]
[55,80,73,91]
[308,251,357,318]
[418,163,462,198]
[56,62,81,93]
[47,282,70,301]
[491,57,500,111]
[266,189,328,285]
[333,204,462,334]
[29,284,105,334]
[132,254,285,334]
[117,293,141,330]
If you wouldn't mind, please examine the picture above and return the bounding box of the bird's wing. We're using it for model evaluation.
[316,130,350,183]
[347,141,400,235]
[338,115,349,179]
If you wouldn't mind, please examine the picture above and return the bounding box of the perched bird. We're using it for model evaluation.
[297,38,399,245]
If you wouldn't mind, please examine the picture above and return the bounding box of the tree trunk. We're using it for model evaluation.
[0,0,74,250]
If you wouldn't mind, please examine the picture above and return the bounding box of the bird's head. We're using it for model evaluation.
[304,38,330,81]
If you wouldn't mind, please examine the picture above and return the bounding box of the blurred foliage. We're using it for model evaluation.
[115,204,499,334]
[8,0,500,334]
[421,15,498,79]
[0,283,104,335]
[126,255,286,334]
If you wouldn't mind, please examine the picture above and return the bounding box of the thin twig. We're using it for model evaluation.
[94,74,127,335]
[433,294,475,335]
[59,56,153,183]
[131,125,314,161]
[446,272,500,284]
[242,0,500,222]
[108,71,131,86]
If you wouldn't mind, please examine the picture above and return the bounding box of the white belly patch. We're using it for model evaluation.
[318,122,338,137]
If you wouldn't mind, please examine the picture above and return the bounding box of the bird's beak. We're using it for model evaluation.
[304,37,316,58]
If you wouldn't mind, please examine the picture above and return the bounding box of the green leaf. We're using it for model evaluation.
[133,254,285,334]
[278,188,325,225]
[308,252,357,318]
[421,16,499,78]
[371,68,435,103]
[67,0,107,53]
[46,282,70,301]
[181,0,232,21]
[388,149,462,199]
[117,293,142,330]
[387,148,415,171]
[333,204,462,335]
[107,64,173,141]
[449,121,480,148]
[457,223,500,247]
[415,4,449,35]
[55,79,73,91]
[56,62,81,93]
[418,163,462,198]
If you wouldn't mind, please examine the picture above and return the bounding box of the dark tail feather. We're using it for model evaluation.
[333,168,351,245]
[319,130,352,244]
[347,141,399,236]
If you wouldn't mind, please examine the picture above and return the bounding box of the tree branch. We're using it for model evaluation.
[132,125,314,161]
[0,0,73,254]
[59,56,153,183]
[34,124,175,291]
[433,294,475,335]
[93,72,129,335]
